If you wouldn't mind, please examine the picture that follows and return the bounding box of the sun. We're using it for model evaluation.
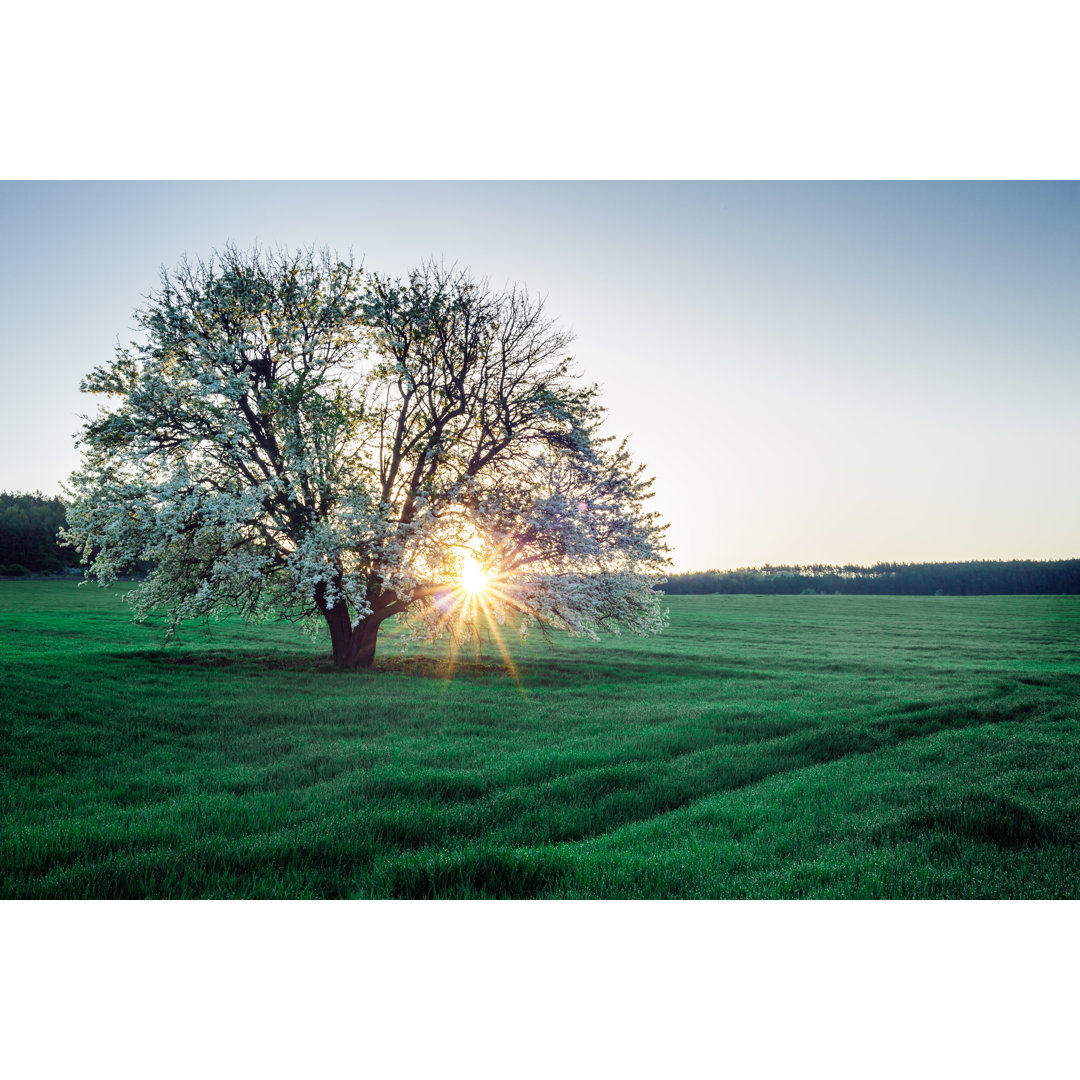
[458,552,491,596]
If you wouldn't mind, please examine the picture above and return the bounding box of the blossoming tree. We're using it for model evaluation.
[63,246,669,669]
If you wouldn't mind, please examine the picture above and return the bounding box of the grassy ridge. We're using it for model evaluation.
[1,581,1078,898]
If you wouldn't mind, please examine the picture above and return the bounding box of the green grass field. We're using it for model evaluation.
[2,580,1078,898]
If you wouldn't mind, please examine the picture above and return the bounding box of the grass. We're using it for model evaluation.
[1,580,1078,898]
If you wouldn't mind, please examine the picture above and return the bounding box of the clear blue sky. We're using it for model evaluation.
[1,181,1076,571]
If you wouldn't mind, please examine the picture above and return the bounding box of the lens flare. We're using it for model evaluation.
[459,552,490,595]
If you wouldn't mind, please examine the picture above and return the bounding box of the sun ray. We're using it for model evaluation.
[458,552,490,596]
[476,594,525,694]
[417,542,554,684]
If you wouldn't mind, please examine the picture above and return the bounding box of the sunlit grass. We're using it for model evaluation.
[1,581,1078,898]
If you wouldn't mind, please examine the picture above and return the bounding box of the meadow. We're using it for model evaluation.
[1,580,1078,899]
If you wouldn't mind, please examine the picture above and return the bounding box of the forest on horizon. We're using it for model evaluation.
[2,490,1078,594]
[663,561,1080,596]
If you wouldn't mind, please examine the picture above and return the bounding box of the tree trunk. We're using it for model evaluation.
[317,583,383,670]
[345,617,380,670]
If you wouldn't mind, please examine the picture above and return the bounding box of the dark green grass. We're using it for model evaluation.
[2,581,1078,898]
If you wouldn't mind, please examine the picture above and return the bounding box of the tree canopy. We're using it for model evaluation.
[63,246,669,667]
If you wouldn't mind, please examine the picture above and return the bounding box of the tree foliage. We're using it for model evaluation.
[62,246,669,667]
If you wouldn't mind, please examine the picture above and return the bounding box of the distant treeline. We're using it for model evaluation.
[662,561,1080,596]
[4,491,1078,594]
[0,492,81,574]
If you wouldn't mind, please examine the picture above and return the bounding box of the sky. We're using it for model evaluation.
[1,180,1076,572]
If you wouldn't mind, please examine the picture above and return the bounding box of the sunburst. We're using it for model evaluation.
[458,552,491,596]
[425,547,536,689]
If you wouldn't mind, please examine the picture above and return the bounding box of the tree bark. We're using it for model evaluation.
[345,617,380,670]
[316,582,383,670]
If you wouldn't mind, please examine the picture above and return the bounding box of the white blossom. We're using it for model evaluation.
[62,249,670,667]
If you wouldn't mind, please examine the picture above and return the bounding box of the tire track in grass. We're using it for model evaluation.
[363,694,1055,896]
